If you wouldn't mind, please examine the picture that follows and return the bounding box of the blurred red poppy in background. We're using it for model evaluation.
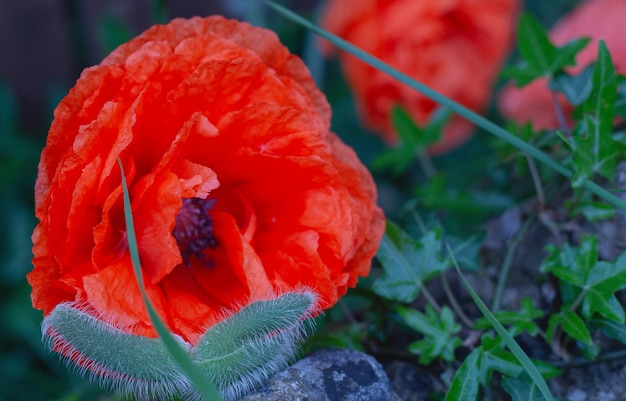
[499,0,626,130]
[28,16,385,347]
[321,0,518,154]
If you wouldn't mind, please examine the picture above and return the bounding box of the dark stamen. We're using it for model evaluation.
[173,197,218,267]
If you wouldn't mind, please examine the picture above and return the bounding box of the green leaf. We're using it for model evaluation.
[445,347,481,401]
[548,64,594,106]
[583,259,626,321]
[480,342,523,383]
[541,240,593,287]
[373,222,448,303]
[541,237,626,322]
[570,41,619,187]
[503,13,590,86]
[265,1,626,212]
[372,106,448,174]
[398,305,461,364]
[547,309,593,345]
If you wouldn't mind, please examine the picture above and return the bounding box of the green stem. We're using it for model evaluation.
[441,274,474,328]
[569,289,588,313]
[527,156,546,206]
[265,1,626,213]
[491,215,536,312]
[420,285,442,314]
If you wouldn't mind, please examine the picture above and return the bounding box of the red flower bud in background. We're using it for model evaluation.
[499,0,626,130]
[320,0,518,154]
[27,15,384,399]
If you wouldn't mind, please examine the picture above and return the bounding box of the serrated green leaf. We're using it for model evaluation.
[571,41,619,187]
[541,237,626,323]
[583,259,626,321]
[373,222,448,303]
[398,305,461,364]
[445,347,481,401]
[540,240,593,287]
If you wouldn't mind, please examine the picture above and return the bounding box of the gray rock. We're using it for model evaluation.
[240,348,399,401]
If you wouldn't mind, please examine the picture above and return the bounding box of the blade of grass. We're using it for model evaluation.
[265,1,626,213]
[447,244,555,401]
[118,158,224,401]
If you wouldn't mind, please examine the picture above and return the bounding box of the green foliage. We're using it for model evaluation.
[503,13,590,86]
[372,106,448,174]
[373,222,448,303]
[397,305,461,364]
[541,236,626,322]
[445,348,481,401]
[569,41,620,187]
[548,64,594,106]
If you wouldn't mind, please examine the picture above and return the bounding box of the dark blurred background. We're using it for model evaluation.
[0,1,578,400]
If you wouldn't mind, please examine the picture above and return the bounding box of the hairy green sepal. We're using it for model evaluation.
[43,291,314,401]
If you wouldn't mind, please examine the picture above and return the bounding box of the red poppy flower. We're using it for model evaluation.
[28,16,385,347]
[499,0,626,130]
[320,0,518,154]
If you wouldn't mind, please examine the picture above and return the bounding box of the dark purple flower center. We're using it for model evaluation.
[173,197,218,267]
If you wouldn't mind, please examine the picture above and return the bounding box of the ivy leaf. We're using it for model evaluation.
[570,41,619,187]
[372,106,449,174]
[546,309,593,347]
[503,13,590,86]
[583,257,626,322]
[548,64,594,106]
[445,347,481,401]
[541,237,626,322]
[397,305,461,364]
[474,298,544,337]
[373,222,448,303]
[480,334,523,383]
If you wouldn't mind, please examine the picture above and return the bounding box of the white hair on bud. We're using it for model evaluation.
[42,302,192,401]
